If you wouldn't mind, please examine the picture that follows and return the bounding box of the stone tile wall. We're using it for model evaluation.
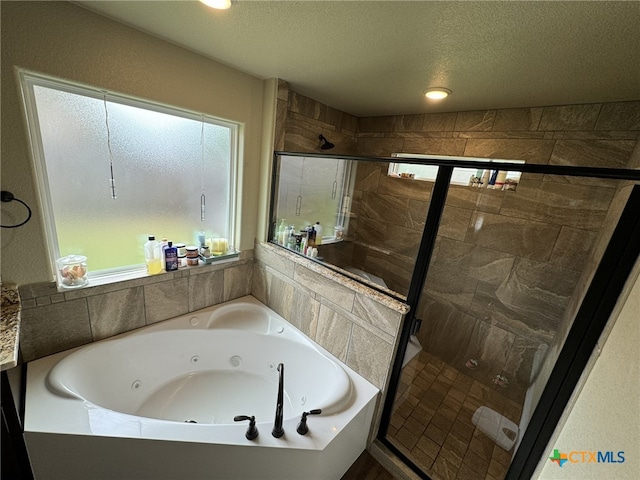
[277,80,359,155]
[18,253,254,362]
[354,101,640,402]
[251,242,408,391]
[274,86,639,402]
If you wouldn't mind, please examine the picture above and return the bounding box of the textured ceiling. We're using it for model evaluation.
[76,1,640,117]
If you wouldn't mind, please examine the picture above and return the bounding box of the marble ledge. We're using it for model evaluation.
[1,284,21,371]
[258,241,410,315]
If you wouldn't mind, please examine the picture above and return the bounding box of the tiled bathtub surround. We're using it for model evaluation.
[18,253,254,362]
[252,241,408,390]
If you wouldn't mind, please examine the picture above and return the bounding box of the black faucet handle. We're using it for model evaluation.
[234,415,259,440]
[296,409,322,435]
[233,415,253,422]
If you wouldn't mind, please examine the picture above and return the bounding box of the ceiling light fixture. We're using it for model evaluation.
[199,0,232,10]
[424,88,451,100]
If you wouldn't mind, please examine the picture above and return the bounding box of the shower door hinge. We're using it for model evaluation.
[410,318,422,336]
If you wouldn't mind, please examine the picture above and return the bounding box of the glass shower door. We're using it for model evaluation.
[384,166,635,479]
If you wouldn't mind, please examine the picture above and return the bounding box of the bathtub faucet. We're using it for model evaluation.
[272,363,285,438]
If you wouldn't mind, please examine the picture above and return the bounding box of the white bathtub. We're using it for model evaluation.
[24,296,379,479]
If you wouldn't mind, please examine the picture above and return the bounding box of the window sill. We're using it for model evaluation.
[57,251,241,292]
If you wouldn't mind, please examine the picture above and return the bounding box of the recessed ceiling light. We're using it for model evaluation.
[424,88,451,100]
[200,0,232,10]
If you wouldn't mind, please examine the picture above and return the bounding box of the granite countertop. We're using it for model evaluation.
[261,242,410,314]
[1,283,21,370]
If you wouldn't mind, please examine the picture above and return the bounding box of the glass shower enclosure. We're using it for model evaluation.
[269,152,640,480]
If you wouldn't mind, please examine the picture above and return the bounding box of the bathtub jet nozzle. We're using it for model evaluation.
[272,363,285,438]
[234,415,259,440]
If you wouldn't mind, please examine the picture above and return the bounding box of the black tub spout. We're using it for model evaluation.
[272,363,285,438]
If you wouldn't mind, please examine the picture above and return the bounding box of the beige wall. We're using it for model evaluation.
[1,1,265,285]
[535,260,640,480]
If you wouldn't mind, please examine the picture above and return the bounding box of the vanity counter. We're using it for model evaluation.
[1,283,21,370]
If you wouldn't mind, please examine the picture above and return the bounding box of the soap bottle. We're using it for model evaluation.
[314,222,322,245]
[144,236,162,275]
[164,241,179,272]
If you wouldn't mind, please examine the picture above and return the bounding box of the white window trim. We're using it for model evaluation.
[18,69,241,286]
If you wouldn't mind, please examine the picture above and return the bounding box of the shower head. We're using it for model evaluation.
[318,134,335,150]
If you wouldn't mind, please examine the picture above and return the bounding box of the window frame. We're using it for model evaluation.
[390,153,524,186]
[19,70,241,284]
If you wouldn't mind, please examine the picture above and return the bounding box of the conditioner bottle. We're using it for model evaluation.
[164,241,179,272]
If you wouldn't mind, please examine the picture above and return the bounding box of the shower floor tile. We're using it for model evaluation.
[388,350,522,480]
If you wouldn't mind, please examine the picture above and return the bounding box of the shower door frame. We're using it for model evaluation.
[377,158,640,480]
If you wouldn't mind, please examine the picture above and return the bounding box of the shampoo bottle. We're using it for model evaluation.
[164,241,179,272]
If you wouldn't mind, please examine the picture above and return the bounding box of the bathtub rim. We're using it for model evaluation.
[24,295,380,451]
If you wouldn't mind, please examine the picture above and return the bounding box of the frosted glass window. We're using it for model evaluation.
[22,74,237,275]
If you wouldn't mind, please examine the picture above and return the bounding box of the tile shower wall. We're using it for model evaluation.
[354,101,640,402]
[274,86,638,402]
[251,241,408,391]
[276,80,358,155]
[520,142,640,432]
[18,253,254,362]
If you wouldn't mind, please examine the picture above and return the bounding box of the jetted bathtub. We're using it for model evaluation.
[24,295,379,479]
